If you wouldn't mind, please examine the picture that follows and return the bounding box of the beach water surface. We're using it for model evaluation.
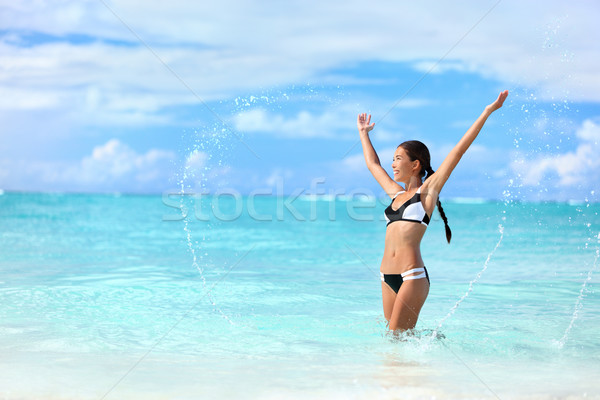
[1,192,599,399]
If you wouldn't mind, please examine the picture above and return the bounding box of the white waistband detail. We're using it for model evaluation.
[401,267,425,277]
[402,272,427,281]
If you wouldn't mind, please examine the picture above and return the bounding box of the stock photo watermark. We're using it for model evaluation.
[162,178,391,222]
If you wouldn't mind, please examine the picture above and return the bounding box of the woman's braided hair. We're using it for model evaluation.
[398,141,452,243]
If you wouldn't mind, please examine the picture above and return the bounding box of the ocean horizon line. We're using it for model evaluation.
[1,188,598,206]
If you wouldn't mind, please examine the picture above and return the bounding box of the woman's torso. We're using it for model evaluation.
[380,186,435,274]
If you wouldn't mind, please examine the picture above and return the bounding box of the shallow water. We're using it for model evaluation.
[1,192,599,399]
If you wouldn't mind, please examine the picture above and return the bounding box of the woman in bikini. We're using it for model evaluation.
[357,90,508,331]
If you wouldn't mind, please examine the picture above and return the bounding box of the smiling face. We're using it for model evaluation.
[392,147,421,183]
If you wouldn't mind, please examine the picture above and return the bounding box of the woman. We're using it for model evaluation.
[357,90,508,331]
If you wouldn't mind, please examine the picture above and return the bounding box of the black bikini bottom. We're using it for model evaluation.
[380,267,430,294]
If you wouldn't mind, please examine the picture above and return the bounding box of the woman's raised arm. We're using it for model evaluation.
[427,90,509,194]
[357,113,403,198]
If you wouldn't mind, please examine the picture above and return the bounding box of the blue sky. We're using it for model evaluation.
[1,1,599,201]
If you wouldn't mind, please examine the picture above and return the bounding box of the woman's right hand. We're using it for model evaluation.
[357,113,375,135]
[485,90,509,113]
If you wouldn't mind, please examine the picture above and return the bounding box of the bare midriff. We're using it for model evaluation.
[380,222,427,274]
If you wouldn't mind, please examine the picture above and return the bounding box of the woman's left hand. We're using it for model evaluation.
[485,90,509,113]
[357,113,375,135]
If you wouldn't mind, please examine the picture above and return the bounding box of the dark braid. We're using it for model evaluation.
[424,165,452,243]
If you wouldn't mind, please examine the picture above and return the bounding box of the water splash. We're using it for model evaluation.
[430,224,504,341]
[178,177,235,325]
[505,16,581,202]
[176,85,340,325]
[177,122,240,325]
[556,231,600,348]
[387,328,446,344]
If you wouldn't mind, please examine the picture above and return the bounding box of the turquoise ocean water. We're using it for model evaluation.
[1,191,599,399]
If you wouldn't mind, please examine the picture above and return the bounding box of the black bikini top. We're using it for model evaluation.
[384,187,430,226]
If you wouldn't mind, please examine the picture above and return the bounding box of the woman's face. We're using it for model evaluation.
[392,147,419,182]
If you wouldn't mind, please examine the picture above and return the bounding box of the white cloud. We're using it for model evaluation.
[0,87,63,109]
[513,119,600,187]
[73,139,175,189]
[1,0,599,119]
[0,41,194,125]
[412,60,479,75]
[0,139,175,192]
[576,119,600,142]
[233,98,429,140]
[1,1,599,198]
[234,109,346,139]
[73,139,173,184]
